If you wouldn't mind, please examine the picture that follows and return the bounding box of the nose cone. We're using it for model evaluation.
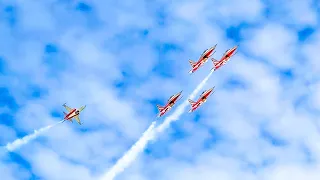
[230,45,238,53]
[212,44,217,50]
[208,87,214,92]
[208,44,217,54]
[206,87,215,95]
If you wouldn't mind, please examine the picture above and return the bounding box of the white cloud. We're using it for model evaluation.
[266,0,317,27]
[1,0,320,179]
[242,23,298,69]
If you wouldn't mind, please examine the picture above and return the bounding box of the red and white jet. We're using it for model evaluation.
[188,87,215,113]
[62,103,86,125]
[211,45,238,71]
[157,91,183,117]
[189,44,217,74]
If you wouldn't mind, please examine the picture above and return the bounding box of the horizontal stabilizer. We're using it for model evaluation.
[156,104,164,112]
[189,60,196,67]
[188,99,196,106]
[211,58,219,64]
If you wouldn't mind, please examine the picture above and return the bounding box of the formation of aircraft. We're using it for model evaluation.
[157,45,238,117]
[62,45,237,122]
[62,103,86,125]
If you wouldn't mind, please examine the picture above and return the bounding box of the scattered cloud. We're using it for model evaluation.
[0,0,320,180]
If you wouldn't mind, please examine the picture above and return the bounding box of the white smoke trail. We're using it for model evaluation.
[5,120,64,152]
[156,70,214,133]
[100,121,156,180]
[101,70,214,180]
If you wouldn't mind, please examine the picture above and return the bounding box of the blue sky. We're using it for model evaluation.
[1,0,320,179]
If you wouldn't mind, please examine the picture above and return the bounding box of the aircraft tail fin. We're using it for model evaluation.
[188,99,196,106]
[189,60,196,67]
[211,58,219,70]
[211,58,218,64]
[156,104,164,112]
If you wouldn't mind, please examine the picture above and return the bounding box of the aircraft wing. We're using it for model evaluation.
[63,104,73,112]
[200,49,207,57]
[74,115,82,125]
[79,105,86,112]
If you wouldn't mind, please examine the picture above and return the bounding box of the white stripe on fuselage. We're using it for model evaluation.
[193,99,206,109]
[67,110,77,119]
[194,58,209,69]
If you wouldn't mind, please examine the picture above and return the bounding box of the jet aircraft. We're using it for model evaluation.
[188,87,215,113]
[62,103,86,125]
[157,91,183,117]
[189,44,217,73]
[211,45,238,71]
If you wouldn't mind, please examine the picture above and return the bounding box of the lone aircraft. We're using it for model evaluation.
[157,91,183,117]
[62,103,86,125]
[188,87,215,113]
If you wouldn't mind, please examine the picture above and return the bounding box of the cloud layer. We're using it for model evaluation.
[0,0,319,180]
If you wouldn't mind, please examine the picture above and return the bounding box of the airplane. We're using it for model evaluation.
[156,91,183,117]
[62,103,86,125]
[211,45,238,71]
[188,87,215,113]
[189,44,217,73]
